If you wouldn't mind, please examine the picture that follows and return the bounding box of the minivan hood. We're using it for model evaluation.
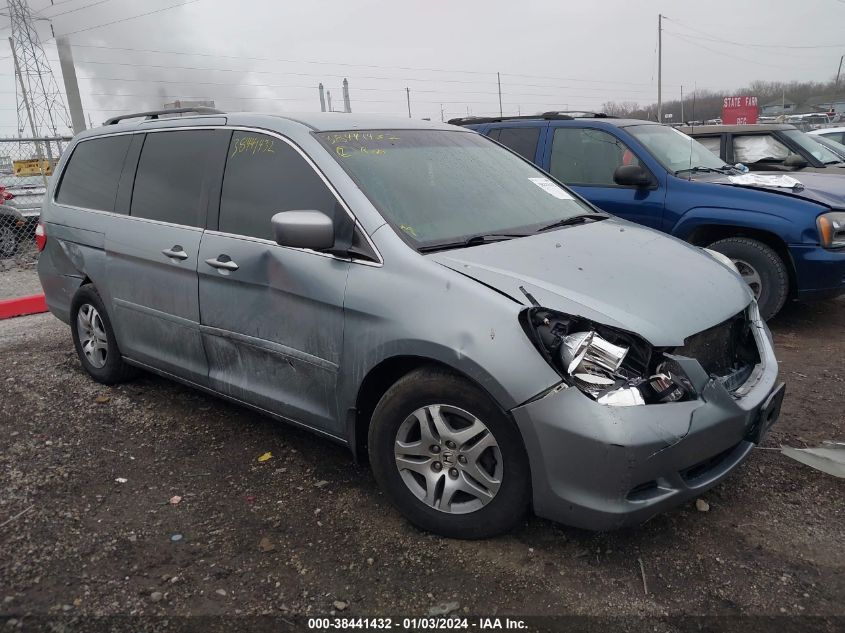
[429,219,751,347]
[694,171,845,209]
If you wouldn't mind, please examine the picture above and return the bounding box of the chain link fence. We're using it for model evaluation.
[0,136,70,299]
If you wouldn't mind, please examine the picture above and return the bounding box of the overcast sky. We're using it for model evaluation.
[0,0,843,135]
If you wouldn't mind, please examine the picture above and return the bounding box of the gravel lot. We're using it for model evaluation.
[0,297,843,630]
[0,244,41,300]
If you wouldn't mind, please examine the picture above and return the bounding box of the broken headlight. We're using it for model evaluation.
[522,308,694,406]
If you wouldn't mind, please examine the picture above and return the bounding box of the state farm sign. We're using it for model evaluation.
[722,96,758,124]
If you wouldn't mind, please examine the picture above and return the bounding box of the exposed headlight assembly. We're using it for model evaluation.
[817,211,845,249]
[522,308,694,406]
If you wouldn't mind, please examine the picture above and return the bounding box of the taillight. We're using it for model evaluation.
[35,221,46,251]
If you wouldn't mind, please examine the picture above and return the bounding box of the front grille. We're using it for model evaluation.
[673,310,759,379]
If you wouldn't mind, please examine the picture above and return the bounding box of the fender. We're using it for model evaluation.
[670,207,803,245]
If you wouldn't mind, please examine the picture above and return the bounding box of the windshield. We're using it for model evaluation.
[626,124,729,173]
[782,129,843,165]
[814,135,845,160]
[317,129,595,248]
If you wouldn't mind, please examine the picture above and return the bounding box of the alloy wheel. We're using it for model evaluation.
[732,258,762,299]
[76,304,108,369]
[393,404,503,514]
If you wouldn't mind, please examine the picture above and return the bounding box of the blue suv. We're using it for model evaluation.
[454,113,845,319]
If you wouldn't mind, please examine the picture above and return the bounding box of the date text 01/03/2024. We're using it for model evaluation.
[306,616,528,630]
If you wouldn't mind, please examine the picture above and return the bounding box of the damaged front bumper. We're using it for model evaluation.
[511,302,783,531]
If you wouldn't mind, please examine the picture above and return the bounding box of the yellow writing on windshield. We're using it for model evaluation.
[325,132,400,145]
[336,145,387,158]
[231,136,276,158]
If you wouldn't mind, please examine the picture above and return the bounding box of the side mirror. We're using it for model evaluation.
[271,210,335,250]
[613,164,652,187]
[783,153,808,168]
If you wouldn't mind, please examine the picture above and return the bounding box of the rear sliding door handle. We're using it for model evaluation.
[205,256,239,272]
[162,246,188,260]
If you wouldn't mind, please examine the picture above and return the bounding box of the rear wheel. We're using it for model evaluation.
[707,237,789,319]
[368,367,530,539]
[0,224,18,258]
[70,285,137,384]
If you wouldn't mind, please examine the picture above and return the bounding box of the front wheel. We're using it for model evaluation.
[368,367,530,539]
[707,237,789,319]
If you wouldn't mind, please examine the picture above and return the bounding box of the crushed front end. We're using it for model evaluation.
[511,301,784,531]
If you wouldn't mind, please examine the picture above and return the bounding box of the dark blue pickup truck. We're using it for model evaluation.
[454,113,845,319]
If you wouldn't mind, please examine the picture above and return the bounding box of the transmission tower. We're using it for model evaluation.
[6,0,72,156]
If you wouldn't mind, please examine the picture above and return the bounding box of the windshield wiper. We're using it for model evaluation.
[417,233,526,253]
[535,213,608,233]
[674,165,734,175]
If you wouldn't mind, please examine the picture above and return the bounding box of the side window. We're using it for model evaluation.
[130,130,221,227]
[733,134,790,164]
[486,128,502,142]
[696,136,722,156]
[56,135,132,212]
[219,132,342,241]
[549,128,641,186]
[489,127,540,161]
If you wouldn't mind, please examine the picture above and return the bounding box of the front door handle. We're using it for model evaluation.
[162,245,188,260]
[205,256,239,272]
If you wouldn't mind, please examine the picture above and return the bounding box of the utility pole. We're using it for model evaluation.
[342,78,351,113]
[836,55,844,87]
[657,13,663,123]
[497,72,503,117]
[327,90,332,112]
[318,83,326,112]
[56,37,85,134]
[406,87,411,118]
[680,85,684,123]
[440,104,444,122]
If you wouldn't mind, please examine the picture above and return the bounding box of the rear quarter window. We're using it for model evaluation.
[488,127,540,161]
[55,135,132,212]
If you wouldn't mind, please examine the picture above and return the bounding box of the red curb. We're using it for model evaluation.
[0,294,48,320]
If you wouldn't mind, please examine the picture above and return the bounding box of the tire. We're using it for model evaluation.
[70,285,137,384]
[707,237,789,320]
[368,366,530,539]
[0,224,18,258]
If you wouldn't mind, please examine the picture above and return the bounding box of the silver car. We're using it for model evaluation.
[37,110,784,538]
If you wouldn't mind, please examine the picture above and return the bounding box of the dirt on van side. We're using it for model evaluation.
[0,299,843,630]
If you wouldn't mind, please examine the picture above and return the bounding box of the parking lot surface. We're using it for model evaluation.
[1,299,843,624]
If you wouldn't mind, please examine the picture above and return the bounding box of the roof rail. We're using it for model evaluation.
[447,112,574,126]
[103,106,226,125]
[541,110,613,119]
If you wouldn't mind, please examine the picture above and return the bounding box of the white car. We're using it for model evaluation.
[809,126,845,145]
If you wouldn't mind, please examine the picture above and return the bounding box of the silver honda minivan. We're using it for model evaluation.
[37,109,784,538]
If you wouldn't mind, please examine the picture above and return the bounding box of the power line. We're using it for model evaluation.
[69,58,664,96]
[40,0,119,20]
[663,31,807,70]
[69,43,676,88]
[51,0,202,38]
[665,17,845,49]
